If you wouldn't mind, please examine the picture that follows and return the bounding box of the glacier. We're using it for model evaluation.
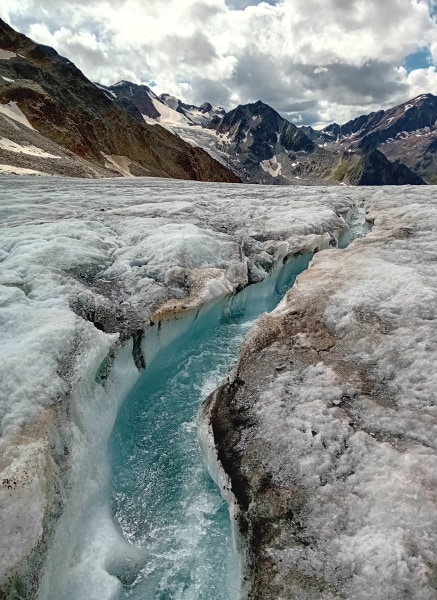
[0,177,436,600]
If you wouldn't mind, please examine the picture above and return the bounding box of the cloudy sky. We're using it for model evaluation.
[2,0,437,127]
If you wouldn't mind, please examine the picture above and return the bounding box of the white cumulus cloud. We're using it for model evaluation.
[2,0,437,127]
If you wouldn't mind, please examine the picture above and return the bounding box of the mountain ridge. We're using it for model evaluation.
[108,82,425,186]
[0,18,431,185]
[0,18,240,182]
[308,93,437,183]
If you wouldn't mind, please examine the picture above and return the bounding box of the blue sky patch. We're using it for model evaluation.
[404,49,432,72]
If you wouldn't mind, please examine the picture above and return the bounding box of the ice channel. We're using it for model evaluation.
[36,204,369,600]
[109,253,315,600]
[106,209,371,600]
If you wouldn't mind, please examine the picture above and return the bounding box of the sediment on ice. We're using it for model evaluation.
[202,188,437,600]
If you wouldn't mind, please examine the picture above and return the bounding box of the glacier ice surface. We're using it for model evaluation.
[0,176,434,600]
[203,186,437,599]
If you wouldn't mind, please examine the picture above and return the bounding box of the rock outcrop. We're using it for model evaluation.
[333,148,426,185]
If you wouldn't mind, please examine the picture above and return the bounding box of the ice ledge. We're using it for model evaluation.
[204,188,437,599]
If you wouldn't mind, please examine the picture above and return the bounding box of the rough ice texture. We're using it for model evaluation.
[204,187,437,599]
[0,176,355,597]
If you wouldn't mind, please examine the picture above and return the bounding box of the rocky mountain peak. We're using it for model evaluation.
[312,92,437,182]
[214,100,315,155]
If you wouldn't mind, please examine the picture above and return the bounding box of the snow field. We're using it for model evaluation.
[0,137,62,158]
[0,101,35,129]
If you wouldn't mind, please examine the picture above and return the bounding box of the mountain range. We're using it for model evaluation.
[303,93,437,184]
[102,80,426,185]
[0,18,433,185]
[0,19,239,182]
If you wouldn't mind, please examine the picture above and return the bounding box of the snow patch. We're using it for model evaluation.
[0,102,34,130]
[0,138,62,159]
[260,155,282,177]
[0,164,48,175]
[0,50,16,60]
[151,96,193,127]
[168,125,230,166]
[102,153,136,177]
[94,82,116,98]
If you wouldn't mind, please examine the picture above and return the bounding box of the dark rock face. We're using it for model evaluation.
[0,19,240,182]
[334,149,426,186]
[313,94,437,183]
[209,100,336,184]
[215,101,313,168]
[215,100,315,156]
[357,150,426,186]
[103,81,162,120]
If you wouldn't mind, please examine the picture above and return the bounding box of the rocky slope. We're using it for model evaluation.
[308,93,437,183]
[98,80,234,169]
[0,19,239,182]
[333,147,425,185]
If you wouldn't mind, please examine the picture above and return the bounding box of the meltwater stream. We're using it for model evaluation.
[109,207,370,600]
[109,254,314,600]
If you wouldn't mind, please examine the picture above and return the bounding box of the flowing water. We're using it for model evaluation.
[109,205,371,600]
[110,254,314,599]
